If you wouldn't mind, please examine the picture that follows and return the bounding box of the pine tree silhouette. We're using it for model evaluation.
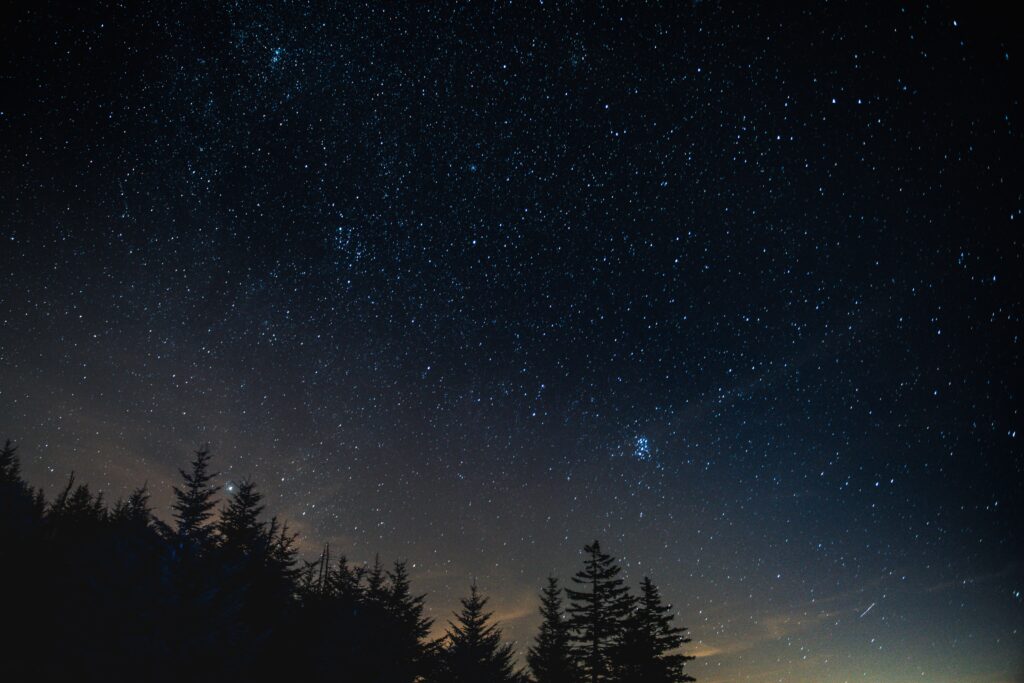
[217,479,265,551]
[213,478,298,673]
[329,549,368,604]
[365,553,390,605]
[0,438,41,527]
[566,541,633,683]
[0,439,21,485]
[110,484,153,528]
[387,559,438,680]
[47,472,106,532]
[0,437,44,680]
[170,447,219,549]
[265,516,300,583]
[163,447,238,680]
[616,577,695,683]
[439,583,520,683]
[528,577,579,683]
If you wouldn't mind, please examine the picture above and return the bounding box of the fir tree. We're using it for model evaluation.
[439,583,519,683]
[170,447,219,547]
[565,541,633,683]
[0,439,21,485]
[217,479,265,552]
[265,516,299,581]
[47,472,106,530]
[0,438,39,517]
[163,448,232,677]
[0,438,42,542]
[528,577,579,683]
[616,577,694,683]
[216,478,298,655]
[387,559,436,678]
[329,550,367,604]
[365,553,389,605]
[110,484,153,528]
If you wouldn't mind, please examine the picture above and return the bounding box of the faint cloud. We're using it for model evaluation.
[924,563,1019,593]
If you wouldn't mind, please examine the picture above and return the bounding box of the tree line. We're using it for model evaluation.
[0,441,695,682]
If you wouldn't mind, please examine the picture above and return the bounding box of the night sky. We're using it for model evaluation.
[2,2,1022,681]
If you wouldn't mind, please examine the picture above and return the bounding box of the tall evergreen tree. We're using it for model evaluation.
[0,439,21,485]
[265,516,299,581]
[170,447,219,548]
[528,577,579,683]
[329,550,367,604]
[616,577,694,683]
[0,438,41,523]
[364,553,390,606]
[0,437,42,562]
[217,479,265,552]
[566,541,633,683]
[387,559,436,679]
[214,478,298,666]
[163,448,233,678]
[439,583,519,683]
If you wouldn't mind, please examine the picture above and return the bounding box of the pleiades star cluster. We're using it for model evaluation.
[1,3,1020,681]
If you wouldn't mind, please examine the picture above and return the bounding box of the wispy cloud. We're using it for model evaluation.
[691,601,843,661]
[924,562,1020,593]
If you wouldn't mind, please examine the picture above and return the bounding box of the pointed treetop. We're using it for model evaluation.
[0,439,21,484]
[528,577,578,683]
[217,478,266,551]
[171,447,219,544]
[443,583,519,683]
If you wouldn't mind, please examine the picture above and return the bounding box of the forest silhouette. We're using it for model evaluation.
[0,441,695,683]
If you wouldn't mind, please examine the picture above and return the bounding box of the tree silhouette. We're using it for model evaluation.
[47,472,106,532]
[217,479,265,551]
[387,559,438,681]
[438,583,520,683]
[163,447,242,679]
[0,439,44,681]
[0,438,42,529]
[265,516,299,583]
[566,541,633,683]
[0,439,21,485]
[615,577,695,683]
[170,447,219,548]
[327,548,367,604]
[528,577,579,683]
[110,484,153,528]
[366,553,390,605]
[215,478,298,664]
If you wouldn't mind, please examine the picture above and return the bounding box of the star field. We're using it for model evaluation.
[1,3,1021,681]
